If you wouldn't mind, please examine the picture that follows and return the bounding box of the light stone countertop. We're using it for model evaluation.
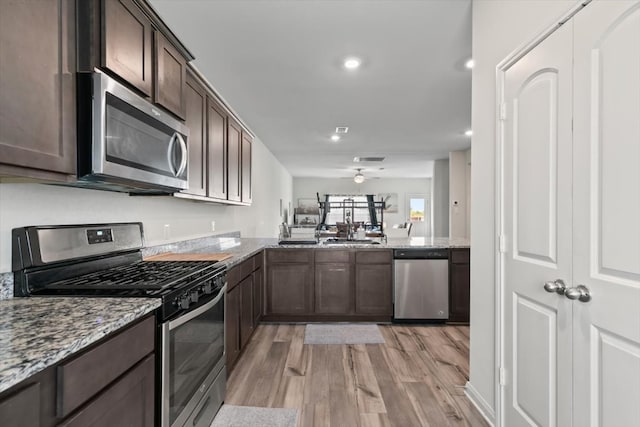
[0,297,160,394]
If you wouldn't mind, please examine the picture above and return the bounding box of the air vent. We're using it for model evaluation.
[353,156,385,163]
[335,126,349,134]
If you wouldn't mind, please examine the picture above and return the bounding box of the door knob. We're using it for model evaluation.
[543,279,566,294]
[564,285,591,302]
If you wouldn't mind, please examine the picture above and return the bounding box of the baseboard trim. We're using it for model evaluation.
[465,381,496,426]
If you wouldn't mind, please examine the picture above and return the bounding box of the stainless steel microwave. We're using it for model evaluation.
[76,71,189,193]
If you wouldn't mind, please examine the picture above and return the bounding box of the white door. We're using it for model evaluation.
[502,21,574,427]
[572,1,640,426]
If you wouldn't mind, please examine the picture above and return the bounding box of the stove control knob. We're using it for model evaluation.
[180,295,190,310]
[203,281,213,294]
[190,290,199,303]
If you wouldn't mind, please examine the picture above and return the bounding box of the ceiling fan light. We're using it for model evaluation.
[354,172,365,184]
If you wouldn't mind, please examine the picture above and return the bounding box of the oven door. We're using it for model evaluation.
[161,286,226,427]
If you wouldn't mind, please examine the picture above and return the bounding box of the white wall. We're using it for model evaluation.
[431,159,449,237]
[292,177,431,235]
[449,149,470,238]
[469,0,576,420]
[0,137,292,272]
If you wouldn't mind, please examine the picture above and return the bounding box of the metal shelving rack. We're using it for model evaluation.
[317,197,386,234]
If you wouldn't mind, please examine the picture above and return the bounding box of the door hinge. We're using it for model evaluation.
[498,235,507,253]
[499,367,507,386]
[499,102,507,121]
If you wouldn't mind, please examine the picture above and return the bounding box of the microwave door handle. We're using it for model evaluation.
[175,133,188,177]
[167,133,188,177]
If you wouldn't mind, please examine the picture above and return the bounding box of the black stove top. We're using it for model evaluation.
[45,260,219,294]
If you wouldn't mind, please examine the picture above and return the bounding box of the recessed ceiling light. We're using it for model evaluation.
[331,134,340,142]
[465,129,473,137]
[465,59,475,69]
[344,57,361,70]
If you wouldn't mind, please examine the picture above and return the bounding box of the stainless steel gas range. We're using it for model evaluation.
[12,223,226,427]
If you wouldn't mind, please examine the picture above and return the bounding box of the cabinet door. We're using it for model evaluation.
[103,0,153,97]
[252,268,263,324]
[448,249,470,323]
[315,263,353,314]
[227,118,242,202]
[0,0,76,178]
[355,264,392,315]
[183,71,207,196]
[207,97,228,200]
[57,355,154,427]
[225,285,241,369]
[239,276,254,348]
[266,264,313,315]
[241,132,252,204]
[155,32,186,119]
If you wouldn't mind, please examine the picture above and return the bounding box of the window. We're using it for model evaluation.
[409,197,425,222]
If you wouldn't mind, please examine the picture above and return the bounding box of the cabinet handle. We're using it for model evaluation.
[543,279,566,295]
[564,285,591,303]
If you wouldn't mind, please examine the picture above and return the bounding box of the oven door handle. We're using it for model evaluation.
[168,284,226,330]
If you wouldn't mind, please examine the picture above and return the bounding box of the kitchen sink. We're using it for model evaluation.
[322,238,381,245]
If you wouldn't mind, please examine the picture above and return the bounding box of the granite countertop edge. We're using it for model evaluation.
[0,297,160,395]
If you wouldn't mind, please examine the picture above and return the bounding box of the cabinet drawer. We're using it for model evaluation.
[315,250,351,263]
[450,249,470,264]
[253,251,264,270]
[267,249,313,264]
[355,250,392,264]
[57,316,154,418]
[58,355,154,427]
[240,258,254,280]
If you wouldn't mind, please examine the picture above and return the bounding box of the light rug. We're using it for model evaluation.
[303,323,385,345]
[211,405,298,427]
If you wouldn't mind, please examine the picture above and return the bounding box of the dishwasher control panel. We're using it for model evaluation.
[393,249,449,259]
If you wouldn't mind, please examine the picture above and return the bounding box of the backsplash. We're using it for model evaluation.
[0,231,241,301]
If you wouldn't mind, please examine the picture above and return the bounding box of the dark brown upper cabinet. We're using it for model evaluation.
[183,71,207,197]
[0,0,76,181]
[207,97,228,200]
[103,0,153,97]
[78,0,193,118]
[155,31,187,119]
[227,118,242,202]
[241,132,253,204]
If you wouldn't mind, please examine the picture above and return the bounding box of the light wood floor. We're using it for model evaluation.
[226,324,489,427]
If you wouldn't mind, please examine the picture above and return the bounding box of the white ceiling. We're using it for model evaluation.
[151,0,472,179]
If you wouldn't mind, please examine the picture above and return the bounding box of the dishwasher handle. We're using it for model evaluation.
[393,249,449,259]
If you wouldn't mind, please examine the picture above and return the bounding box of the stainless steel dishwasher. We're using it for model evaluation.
[393,248,449,321]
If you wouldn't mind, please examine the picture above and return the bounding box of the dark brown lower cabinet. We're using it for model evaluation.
[266,263,314,315]
[448,248,471,323]
[225,284,241,369]
[355,263,393,315]
[239,276,254,348]
[57,355,154,427]
[264,249,392,321]
[315,263,353,314]
[0,315,155,427]
[252,268,263,325]
[225,251,264,372]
